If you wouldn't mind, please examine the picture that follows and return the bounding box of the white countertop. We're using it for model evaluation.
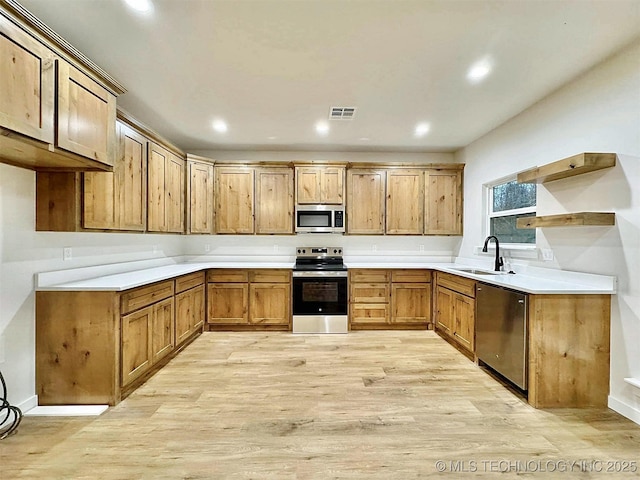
[35,258,616,294]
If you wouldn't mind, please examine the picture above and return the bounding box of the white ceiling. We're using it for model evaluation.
[17,0,640,153]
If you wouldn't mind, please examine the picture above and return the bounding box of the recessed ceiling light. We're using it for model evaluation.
[414,123,430,137]
[467,58,493,84]
[359,137,370,141]
[315,121,329,136]
[212,120,228,133]
[268,136,277,140]
[123,0,153,13]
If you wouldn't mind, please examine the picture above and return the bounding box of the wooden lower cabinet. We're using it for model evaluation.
[434,272,476,355]
[36,275,203,406]
[349,269,431,329]
[175,276,205,347]
[207,269,291,330]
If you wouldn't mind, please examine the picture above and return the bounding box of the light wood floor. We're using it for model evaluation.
[2,331,639,479]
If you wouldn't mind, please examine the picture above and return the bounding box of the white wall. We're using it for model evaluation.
[0,164,183,408]
[455,40,640,423]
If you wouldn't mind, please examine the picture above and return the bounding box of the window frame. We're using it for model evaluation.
[484,175,537,249]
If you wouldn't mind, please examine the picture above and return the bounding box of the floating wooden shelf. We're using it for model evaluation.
[517,153,616,184]
[517,212,615,229]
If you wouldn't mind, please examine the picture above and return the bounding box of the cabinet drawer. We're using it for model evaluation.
[350,283,390,303]
[207,269,249,283]
[250,269,290,283]
[350,269,390,283]
[391,269,431,283]
[350,303,389,324]
[120,280,174,315]
[175,271,205,293]
[437,272,476,298]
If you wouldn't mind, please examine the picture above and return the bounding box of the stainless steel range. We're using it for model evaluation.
[292,247,348,334]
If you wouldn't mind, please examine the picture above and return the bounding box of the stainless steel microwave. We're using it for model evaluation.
[295,205,345,234]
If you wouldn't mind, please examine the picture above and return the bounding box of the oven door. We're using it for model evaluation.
[292,271,348,315]
[292,271,348,333]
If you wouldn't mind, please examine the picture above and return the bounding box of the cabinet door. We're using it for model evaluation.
[57,60,116,167]
[148,142,168,232]
[83,121,147,230]
[0,16,55,143]
[118,123,148,231]
[166,153,185,233]
[386,169,424,234]
[215,167,254,234]
[320,167,345,204]
[207,283,249,324]
[249,282,290,325]
[425,169,462,235]
[391,283,431,324]
[295,167,321,204]
[435,286,454,335]
[453,293,475,352]
[176,285,205,346]
[346,169,386,234]
[350,283,390,303]
[151,297,174,364]
[121,306,152,387]
[187,160,214,234]
[255,168,293,234]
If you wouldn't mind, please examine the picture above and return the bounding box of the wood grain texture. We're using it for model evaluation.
[386,169,424,235]
[346,169,386,234]
[186,157,214,234]
[249,283,291,325]
[215,166,255,234]
[516,212,615,228]
[517,152,616,184]
[528,294,611,408]
[36,291,119,405]
[121,305,152,387]
[35,172,81,231]
[10,331,639,479]
[175,284,205,346]
[255,167,294,234]
[425,168,463,235]
[391,283,431,324]
[56,59,115,167]
[147,142,168,232]
[207,283,249,324]
[295,166,345,204]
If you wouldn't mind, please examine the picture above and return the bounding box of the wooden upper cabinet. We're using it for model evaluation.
[347,169,386,234]
[147,143,185,233]
[295,166,345,204]
[255,167,294,234]
[425,169,462,235]
[0,15,55,143]
[386,169,424,235]
[57,59,116,167]
[147,143,168,232]
[166,153,185,233]
[187,156,214,234]
[83,121,147,231]
[215,167,254,234]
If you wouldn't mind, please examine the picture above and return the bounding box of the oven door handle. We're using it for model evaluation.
[293,271,348,278]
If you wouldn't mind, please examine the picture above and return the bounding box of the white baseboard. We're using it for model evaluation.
[608,396,640,426]
[24,405,108,416]
[16,395,38,413]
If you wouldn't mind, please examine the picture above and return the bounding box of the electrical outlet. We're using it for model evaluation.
[204,244,211,253]
[63,247,72,261]
[372,244,377,252]
[419,244,425,252]
[541,248,554,261]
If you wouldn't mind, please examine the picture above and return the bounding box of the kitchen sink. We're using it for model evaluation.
[451,268,501,275]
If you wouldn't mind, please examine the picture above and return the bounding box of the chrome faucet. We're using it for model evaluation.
[482,235,504,272]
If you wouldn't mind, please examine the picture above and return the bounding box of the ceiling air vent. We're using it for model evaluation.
[330,106,356,120]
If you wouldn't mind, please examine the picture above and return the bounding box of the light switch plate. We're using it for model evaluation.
[541,248,554,261]
[63,247,72,261]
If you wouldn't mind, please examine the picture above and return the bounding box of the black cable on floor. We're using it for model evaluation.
[0,369,22,439]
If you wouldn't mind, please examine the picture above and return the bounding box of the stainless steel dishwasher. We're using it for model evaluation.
[476,283,528,390]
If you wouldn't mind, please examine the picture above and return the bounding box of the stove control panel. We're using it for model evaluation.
[296,247,343,257]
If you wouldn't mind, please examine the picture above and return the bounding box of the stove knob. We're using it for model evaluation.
[302,249,306,254]
[297,249,301,254]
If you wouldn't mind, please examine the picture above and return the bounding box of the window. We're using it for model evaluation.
[487,178,536,244]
